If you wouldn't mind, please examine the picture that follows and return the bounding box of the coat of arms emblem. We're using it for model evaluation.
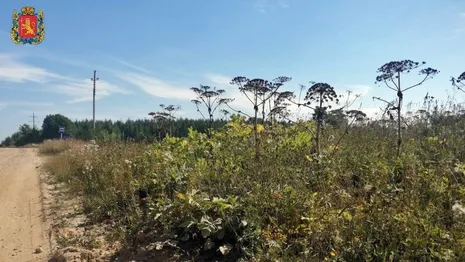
[10,6,45,45]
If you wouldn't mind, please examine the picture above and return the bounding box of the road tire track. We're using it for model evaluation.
[0,148,49,262]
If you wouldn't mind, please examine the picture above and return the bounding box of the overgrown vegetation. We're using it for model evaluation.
[41,109,465,261]
[35,68,465,261]
[3,65,457,260]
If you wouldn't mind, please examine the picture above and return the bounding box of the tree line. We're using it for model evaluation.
[0,114,231,147]
[0,109,354,148]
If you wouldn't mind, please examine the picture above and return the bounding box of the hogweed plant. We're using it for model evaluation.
[285,82,361,155]
[190,85,233,135]
[305,83,339,155]
[148,104,181,139]
[375,60,439,156]
[230,76,291,159]
[452,71,465,93]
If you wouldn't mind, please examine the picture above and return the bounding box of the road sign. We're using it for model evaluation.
[58,127,65,140]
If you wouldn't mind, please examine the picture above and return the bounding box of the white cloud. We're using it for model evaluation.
[206,74,232,86]
[108,57,198,79]
[0,54,72,83]
[114,72,193,101]
[0,53,131,103]
[23,49,102,70]
[109,57,153,74]
[50,79,132,104]
[0,101,55,110]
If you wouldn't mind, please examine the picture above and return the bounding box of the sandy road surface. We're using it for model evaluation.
[0,148,49,262]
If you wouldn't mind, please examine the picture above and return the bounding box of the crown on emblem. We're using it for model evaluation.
[21,6,35,15]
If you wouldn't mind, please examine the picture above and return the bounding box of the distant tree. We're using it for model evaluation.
[325,108,347,127]
[74,119,96,140]
[16,124,33,146]
[2,116,229,145]
[41,114,75,140]
[0,136,12,147]
[375,60,439,156]
[346,109,367,121]
[0,124,42,146]
[451,71,465,93]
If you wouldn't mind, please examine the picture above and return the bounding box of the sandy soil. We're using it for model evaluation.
[0,148,50,262]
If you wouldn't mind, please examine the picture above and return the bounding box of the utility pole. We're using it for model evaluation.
[29,112,38,130]
[91,70,99,129]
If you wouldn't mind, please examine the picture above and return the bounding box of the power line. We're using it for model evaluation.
[29,112,38,130]
[91,70,99,129]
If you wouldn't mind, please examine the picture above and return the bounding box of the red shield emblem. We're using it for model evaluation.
[18,15,37,39]
[11,6,45,45]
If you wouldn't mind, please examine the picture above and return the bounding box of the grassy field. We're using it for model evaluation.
[40,108,465,261]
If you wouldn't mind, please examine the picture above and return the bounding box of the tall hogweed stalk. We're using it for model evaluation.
[375,60,439,156]
[230,76,292,159]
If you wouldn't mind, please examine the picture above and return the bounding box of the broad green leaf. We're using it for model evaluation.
[201,228,211,238]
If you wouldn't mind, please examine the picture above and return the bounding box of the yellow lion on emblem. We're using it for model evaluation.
[21,18,35,36]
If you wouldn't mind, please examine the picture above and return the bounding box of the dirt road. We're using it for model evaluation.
[0,148,49,262]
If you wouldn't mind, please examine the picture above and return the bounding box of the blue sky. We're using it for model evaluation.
[0,0,464,140]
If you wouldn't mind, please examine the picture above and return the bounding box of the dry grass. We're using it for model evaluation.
[21,143,40,148]
[38,139,84,155]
